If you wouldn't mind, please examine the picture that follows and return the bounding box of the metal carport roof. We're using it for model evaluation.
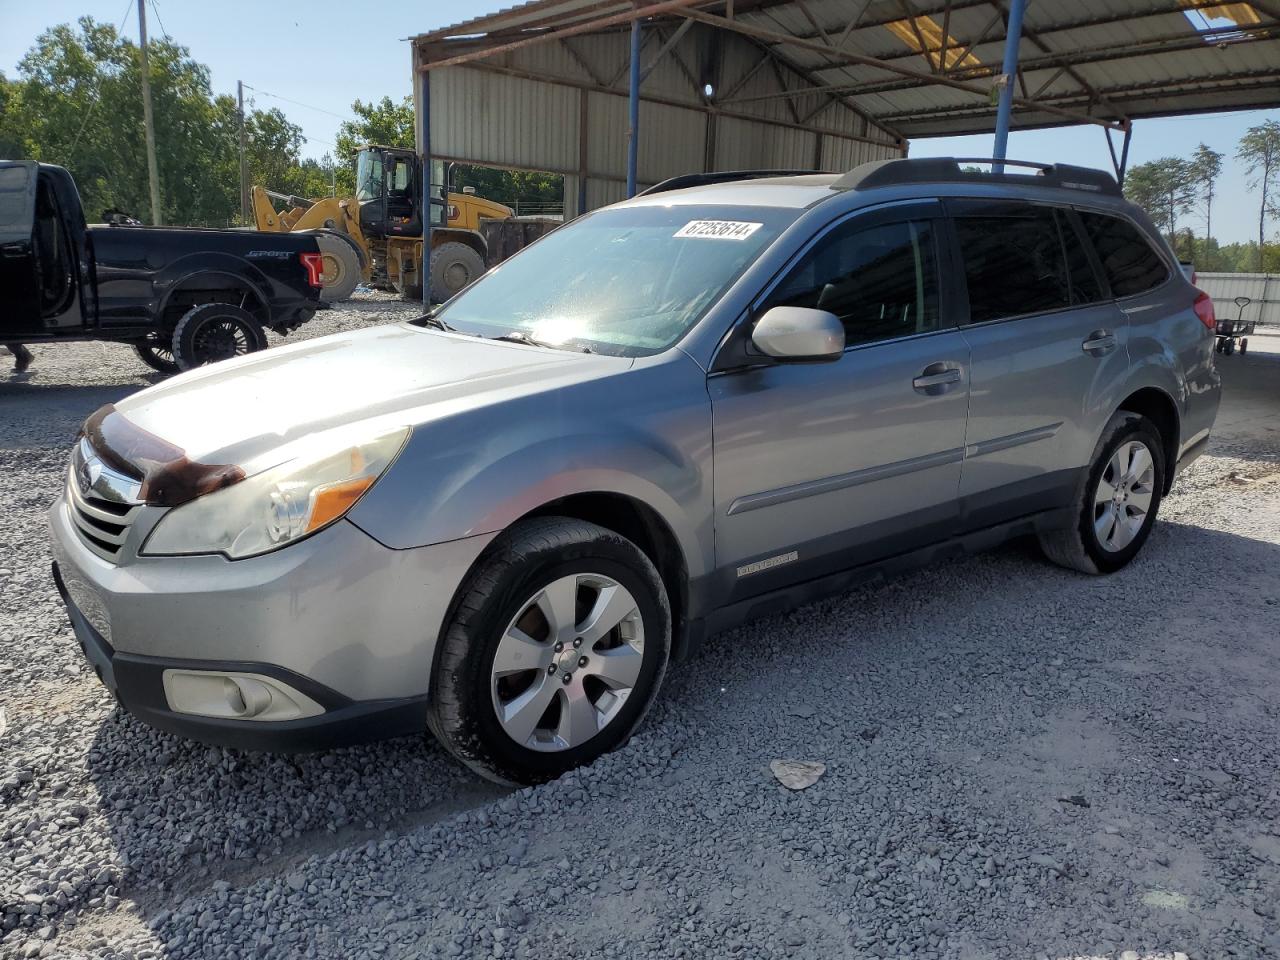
[414,0,1280,140]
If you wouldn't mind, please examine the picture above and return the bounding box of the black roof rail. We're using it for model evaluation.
[833,157,1121,197]
[637,169,832,197]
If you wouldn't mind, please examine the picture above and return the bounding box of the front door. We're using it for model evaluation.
[709,203,970,604]
[0,161,42,340]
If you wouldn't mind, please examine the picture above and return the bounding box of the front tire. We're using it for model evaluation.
[171,303,268,371]
[1038,411,1165,575]
[428,517,671,785]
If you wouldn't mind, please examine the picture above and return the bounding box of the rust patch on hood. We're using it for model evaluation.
[82,404,245,507]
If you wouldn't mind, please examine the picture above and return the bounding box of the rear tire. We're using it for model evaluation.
[428,517,671,785]
[428,241,485,302]
[1038,411,1165,575]
[132,333,179,374]
[172,303,268,371]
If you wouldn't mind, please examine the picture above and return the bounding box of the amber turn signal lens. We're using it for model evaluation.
[306,476,376,532]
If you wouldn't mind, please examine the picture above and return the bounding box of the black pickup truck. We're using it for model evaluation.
[1,160,324,373]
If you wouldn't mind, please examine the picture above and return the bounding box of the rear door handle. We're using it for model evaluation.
[913,363,963,394]
[1082,330,1117,356]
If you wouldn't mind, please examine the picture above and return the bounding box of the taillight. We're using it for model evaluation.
[299,251,324,288]
[1192,290,1216,330]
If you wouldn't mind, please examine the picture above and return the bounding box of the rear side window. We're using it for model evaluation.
[766,218,940,347]
[953,206,1071,323]
[1077,211,1168,297]
[1060,211,1104,305]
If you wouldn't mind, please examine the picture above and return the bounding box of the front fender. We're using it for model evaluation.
[347,357,714,580]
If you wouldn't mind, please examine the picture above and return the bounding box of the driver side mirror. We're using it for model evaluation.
[751,306,844,362]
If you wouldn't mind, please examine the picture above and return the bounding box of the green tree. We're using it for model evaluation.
[1238,119,1280,271]
[1124,157,1197,254]
[1189,143,1223,240]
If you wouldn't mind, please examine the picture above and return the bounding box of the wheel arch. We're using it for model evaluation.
[431,228,487,259]
[1116,386,1180,493]
[429,489,697,680]
[158,269,270,332]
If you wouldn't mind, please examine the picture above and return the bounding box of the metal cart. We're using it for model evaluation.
[1216,296,1255,355]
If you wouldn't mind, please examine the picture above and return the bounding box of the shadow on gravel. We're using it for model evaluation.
[83,709,506,913]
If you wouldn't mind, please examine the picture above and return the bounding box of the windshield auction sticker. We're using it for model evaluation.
[674,220,764,241]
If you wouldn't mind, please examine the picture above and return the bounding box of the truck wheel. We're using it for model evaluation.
[429,242,485,301]
[172,303,268,371]
[132,333,179,374]
[428,517,671,785]
[312,232,362,302]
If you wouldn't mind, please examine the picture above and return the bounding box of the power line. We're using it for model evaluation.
[65,0,135,165]
[242,84,353,122]
[148,0,171,43]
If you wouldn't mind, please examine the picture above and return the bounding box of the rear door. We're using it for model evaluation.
[0,161,41,340]
[949,198,1125,530]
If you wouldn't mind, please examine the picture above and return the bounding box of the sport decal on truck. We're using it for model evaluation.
[245,250,292,259]
[674,220,764,241]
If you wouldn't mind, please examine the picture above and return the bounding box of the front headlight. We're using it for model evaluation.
[141,427,408,559]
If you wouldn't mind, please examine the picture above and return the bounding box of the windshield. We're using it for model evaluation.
[355,150,383,203]
[434,204,795,357]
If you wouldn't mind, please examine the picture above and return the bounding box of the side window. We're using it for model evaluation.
[765,218,940,347]
[1077,211,1168,298]
[1057,209,1104,305]
[953,205,1071,323]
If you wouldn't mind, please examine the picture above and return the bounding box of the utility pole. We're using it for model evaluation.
[137,0,164,225]
[238,80,250,223]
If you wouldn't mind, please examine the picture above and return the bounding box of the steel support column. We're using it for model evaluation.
[415,51,432,306]
[992,0,1026,171]
[627,16,642,197]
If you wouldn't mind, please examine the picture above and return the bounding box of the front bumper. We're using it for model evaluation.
[49,491,496,750]
[54,562,427,751]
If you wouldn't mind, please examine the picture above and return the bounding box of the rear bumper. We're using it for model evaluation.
[53,562,427,752]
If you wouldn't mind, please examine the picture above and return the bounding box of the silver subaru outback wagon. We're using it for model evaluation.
[50,158,1221,784]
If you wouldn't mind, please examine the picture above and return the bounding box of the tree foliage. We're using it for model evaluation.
[1124,157,1197,254]
[1237,119,1280,271]
[1189,143,1223,240]
[0,18,337,225]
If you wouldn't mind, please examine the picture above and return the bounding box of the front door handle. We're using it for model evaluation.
[1082,330,1117,356]
[913,363,963,395]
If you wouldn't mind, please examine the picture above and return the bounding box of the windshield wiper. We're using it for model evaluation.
[490,330,559,349]
[412,311,455,332]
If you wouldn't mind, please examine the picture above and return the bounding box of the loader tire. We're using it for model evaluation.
[429,242,485,301]
[313,232,362,302]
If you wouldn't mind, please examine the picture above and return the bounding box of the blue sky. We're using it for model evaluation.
[3,0,1276,243]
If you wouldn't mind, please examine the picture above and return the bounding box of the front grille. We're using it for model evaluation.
[66,439,144,563]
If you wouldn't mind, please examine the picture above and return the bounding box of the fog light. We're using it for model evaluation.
[162,670,324,722]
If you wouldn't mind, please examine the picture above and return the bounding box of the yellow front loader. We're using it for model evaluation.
[251,187,369,302]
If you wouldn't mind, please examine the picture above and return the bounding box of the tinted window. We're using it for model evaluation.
[1059,210,1103,304]
[954,206,1071,323]
[1078,211,1168,297]
[766,219,940,346]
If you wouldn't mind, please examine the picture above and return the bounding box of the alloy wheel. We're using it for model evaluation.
[490,573,645,752]
[1093,439,1155,552]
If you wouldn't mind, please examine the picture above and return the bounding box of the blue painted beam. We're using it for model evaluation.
[992,0,1026,173]
[627,17,642,197]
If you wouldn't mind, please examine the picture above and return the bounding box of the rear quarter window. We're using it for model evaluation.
[1077,211,1168,298]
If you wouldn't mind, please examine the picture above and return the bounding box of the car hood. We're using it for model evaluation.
[112,323,631,470]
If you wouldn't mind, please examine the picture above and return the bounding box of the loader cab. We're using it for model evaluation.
[354,145,447,241]
[0,160,92,341]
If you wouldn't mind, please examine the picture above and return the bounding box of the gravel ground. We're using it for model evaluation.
[3,297,1280,960]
